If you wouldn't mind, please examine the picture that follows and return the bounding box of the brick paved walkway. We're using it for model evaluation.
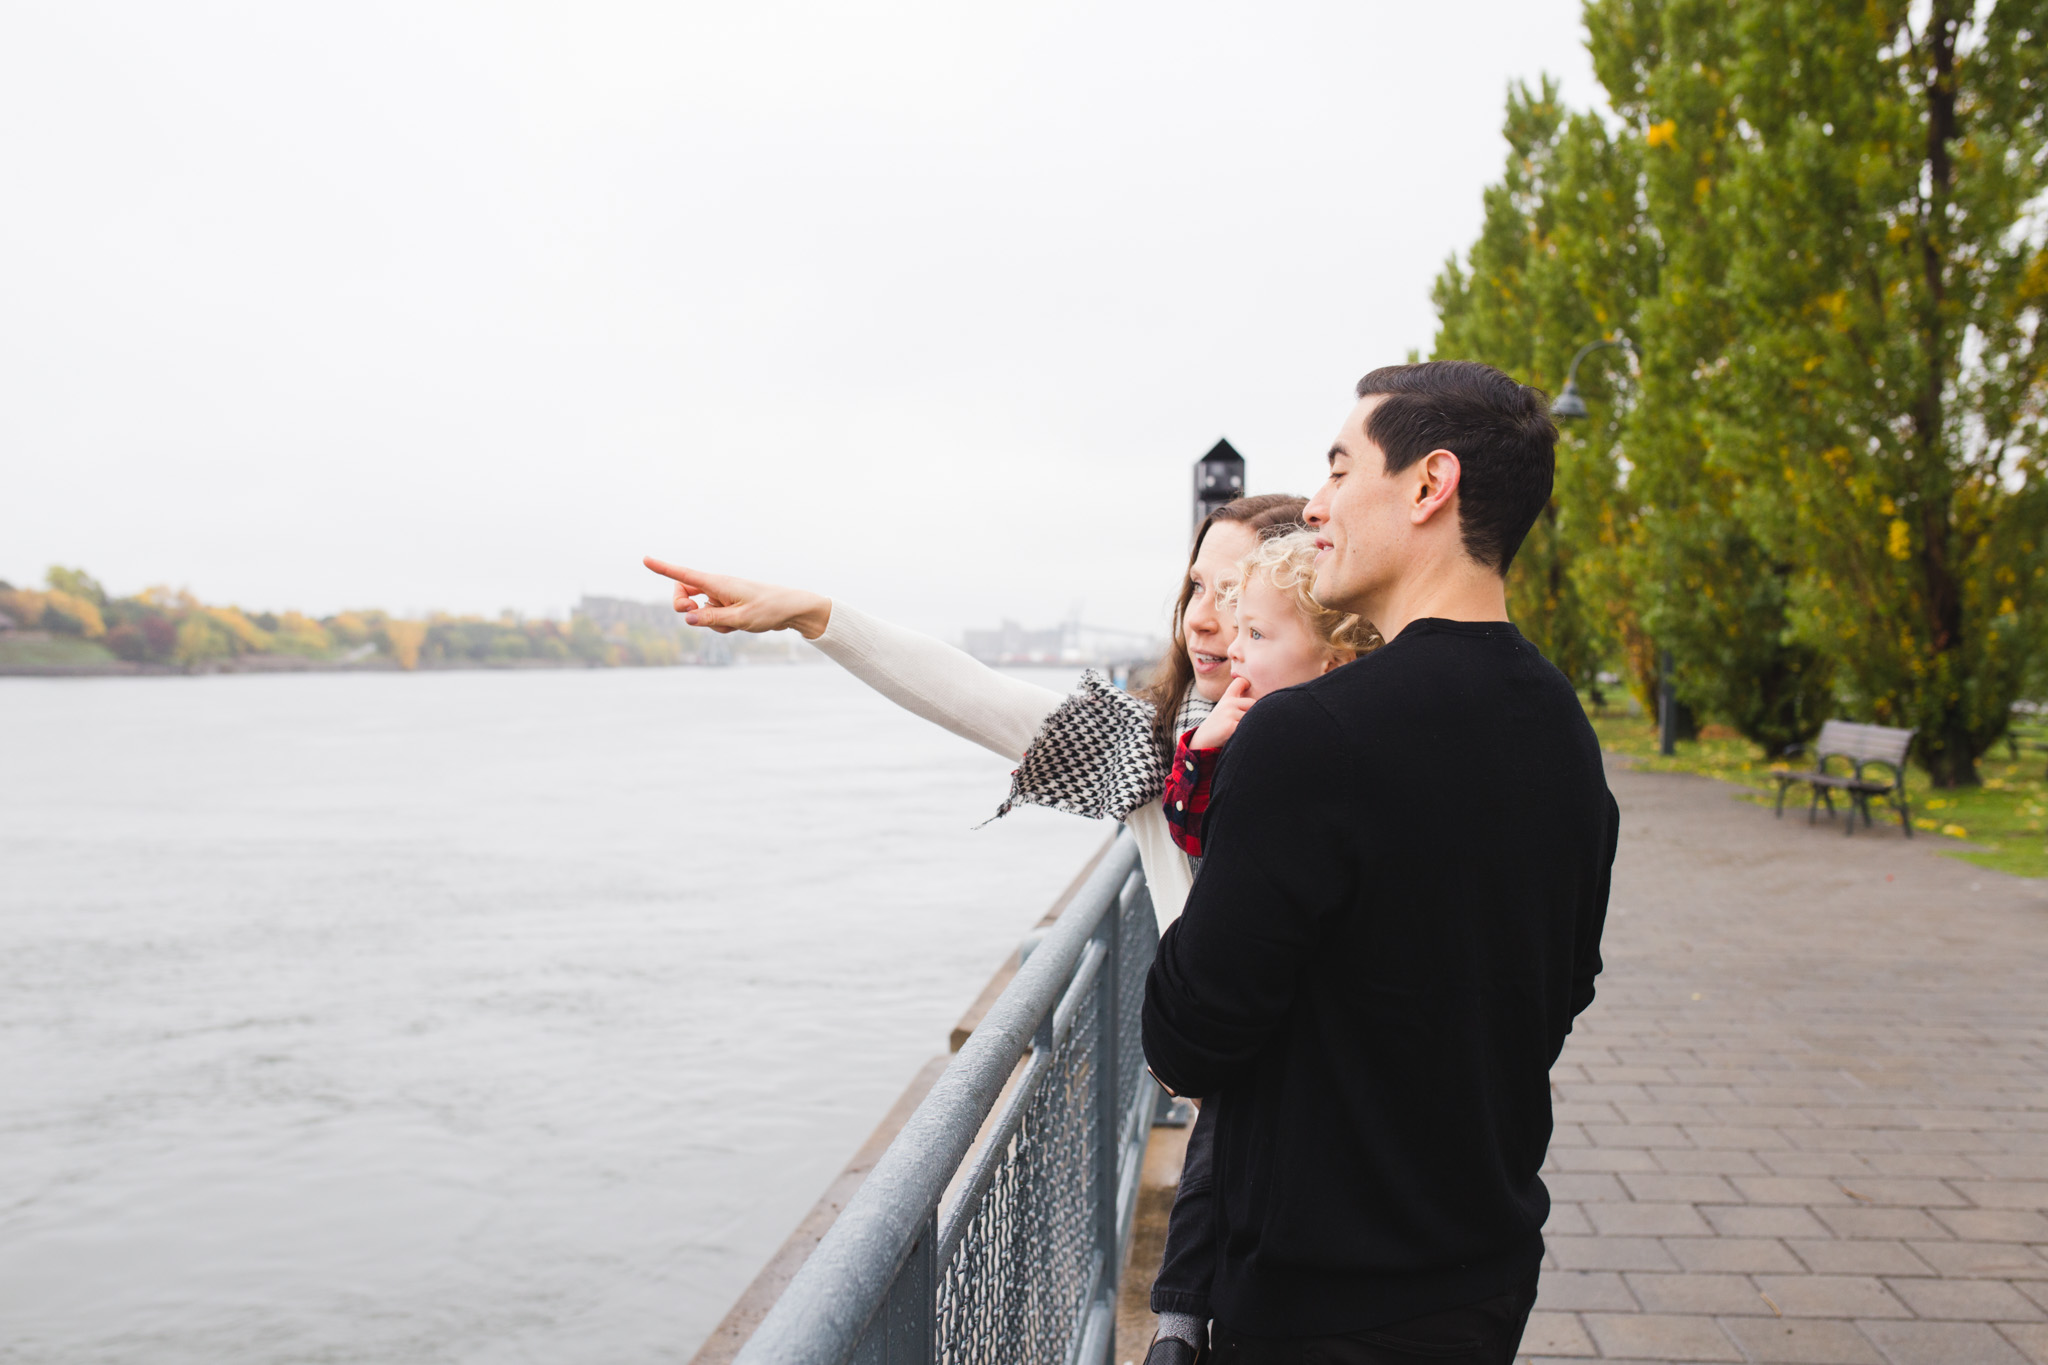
[1523,761,2048,1364]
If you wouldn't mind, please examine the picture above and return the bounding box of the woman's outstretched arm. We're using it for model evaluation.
[645,558,1064,759]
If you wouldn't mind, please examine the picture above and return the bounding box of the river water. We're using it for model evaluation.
[0,664,1105,1363]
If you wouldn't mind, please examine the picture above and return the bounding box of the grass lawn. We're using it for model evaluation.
[1589,707,2048,880]
[0,635,119,668]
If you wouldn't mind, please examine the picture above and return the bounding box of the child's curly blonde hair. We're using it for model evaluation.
[1225,531,1383,661]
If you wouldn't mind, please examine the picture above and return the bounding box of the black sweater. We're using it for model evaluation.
[1142,619,1618,1337]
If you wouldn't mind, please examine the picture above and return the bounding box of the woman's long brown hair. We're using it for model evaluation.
[1137,493,1309,758]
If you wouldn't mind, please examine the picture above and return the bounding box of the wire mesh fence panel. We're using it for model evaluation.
[1114,876,1154,1144]
[934,979,1103,1365]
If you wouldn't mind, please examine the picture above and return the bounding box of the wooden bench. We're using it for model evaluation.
[1773,720,1916,837]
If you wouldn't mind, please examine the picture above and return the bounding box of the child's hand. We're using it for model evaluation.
[1190,675,1254,750]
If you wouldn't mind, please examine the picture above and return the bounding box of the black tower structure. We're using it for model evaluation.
[1193,438,1245,535]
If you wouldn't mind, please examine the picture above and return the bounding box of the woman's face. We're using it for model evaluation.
[1182,521,1258,702]
[1226,576,1336,699]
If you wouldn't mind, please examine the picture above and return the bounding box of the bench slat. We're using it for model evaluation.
[1814,719,1914,766]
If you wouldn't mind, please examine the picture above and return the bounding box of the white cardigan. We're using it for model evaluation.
[812,601,1194,927]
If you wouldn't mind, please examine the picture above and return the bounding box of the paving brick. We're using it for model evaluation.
[1536,1270,1639,1311]
[1749,1275,1911,1318]
[1864,1152,1988,1178]
[1734,1176,1861,1206]
[1621,1173,1744,1203]
[1837,1178,1970,1207]
[1620,1103,1723,1127]
[1547,1235,1681,1271]
[1550,1123,1592,1148]
[1705,1205,1834,1239]
[2003,1322,2048,1365]
[1857,1319,2030,1364]
[1783,1127,1896,1153]
[1625,1272,1772,1315]
[1905,1239,2048,1278]
[1716,1316,1885,1363]
[1722,1107,1821,1130]
[1667,1238,1806,1274]
[1931,1208,2048,1242]
[1882,1276,2045,1320]
[1582,1312,1743,1361]
[1763,1151,1880,1178]
[1974,1155,2048,1181]
[1553,1144,1666,1173]
[1518,1311,1598,1357]
[1813,1205,1953,1240]
[1952,1181,2048,1211]
[1889,1129,2005,1154]
[1588,1065,1680,1085]
[1545,1172,1631,1202]
[1654,1085,1745,1105]
[1558,1081,1655,1105]
[1554,1100,1623,1124]
[1786,1239,1936,1276]
[1544,1202,1594,1236]
[1686,1125,1794,1150]
[1654,1147,1773,1175]
[1588,1202,1718,1237]
[1589,1123,1694,1149]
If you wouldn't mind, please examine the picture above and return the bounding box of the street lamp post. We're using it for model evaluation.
[1193,439,1246,535]
[1550,336,1676,756]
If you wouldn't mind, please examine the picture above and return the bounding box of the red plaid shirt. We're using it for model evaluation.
[1162,726,1225,857]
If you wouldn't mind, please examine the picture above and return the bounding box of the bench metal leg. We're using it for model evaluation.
[1899,797,1913,838]
[1774,781,1790,818]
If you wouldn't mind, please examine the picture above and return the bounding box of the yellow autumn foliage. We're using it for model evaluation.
[383,620,427,670]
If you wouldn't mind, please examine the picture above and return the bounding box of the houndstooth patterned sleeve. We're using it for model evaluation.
[991,670,1166,822]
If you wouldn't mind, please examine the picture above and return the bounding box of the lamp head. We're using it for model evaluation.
[1551,380,1588,420]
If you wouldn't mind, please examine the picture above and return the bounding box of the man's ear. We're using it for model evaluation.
[1410,449,1462,526]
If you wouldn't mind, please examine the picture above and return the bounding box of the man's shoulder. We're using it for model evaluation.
[1234,683,1344,744]
[1301,621,1593,729]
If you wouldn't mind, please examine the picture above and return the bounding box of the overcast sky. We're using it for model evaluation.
[2,1,1601,639]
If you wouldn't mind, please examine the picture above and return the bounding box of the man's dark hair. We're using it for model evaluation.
[1354,360,1557,575]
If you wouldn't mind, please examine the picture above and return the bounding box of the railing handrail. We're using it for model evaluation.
[733,831,1146,1365]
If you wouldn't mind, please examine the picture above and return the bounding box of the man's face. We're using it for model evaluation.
[1305,396,1407,616]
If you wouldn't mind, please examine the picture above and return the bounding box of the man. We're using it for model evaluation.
[1142,360,1619,1364]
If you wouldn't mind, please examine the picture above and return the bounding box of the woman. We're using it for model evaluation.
[642,494,1306,924]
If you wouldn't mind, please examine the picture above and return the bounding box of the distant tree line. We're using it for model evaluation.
[1436,0,2048,786]
[0,567,703,670]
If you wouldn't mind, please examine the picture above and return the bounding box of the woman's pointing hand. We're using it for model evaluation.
[642,558,834,639]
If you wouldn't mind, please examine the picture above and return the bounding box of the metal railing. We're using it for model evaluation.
[735,831,1158,1365]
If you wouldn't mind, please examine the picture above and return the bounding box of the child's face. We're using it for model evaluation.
[1226,577,1336,699]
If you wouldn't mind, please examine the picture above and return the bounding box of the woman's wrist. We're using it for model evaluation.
[792,594,833,640]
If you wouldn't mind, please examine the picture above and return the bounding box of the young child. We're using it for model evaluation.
[1147,531,1379,1364]
[1162,530,1379,860]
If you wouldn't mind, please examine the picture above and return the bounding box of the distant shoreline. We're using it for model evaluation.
[0,655,813,679]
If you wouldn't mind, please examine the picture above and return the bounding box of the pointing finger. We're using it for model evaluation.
[643,555,695,584]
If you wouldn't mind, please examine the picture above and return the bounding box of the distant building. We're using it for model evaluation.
[962,616,1163,669]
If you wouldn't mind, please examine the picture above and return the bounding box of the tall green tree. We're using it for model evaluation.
[1584,0,1840,755]
[1588,0,2048,784]
[1434,71,1827,752]
[1433,79,1650,693]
